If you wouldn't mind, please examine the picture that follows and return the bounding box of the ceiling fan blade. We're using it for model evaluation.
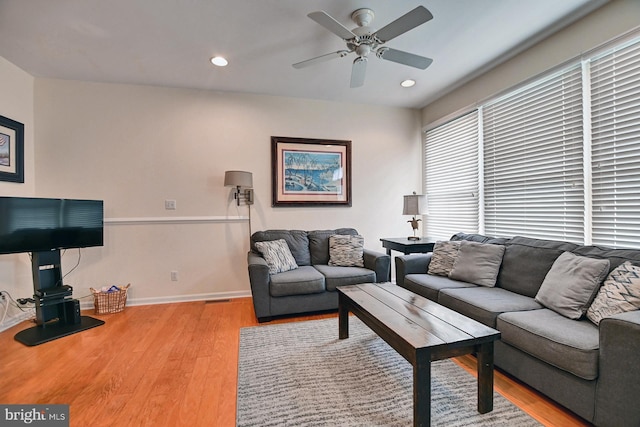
[378,48,433,70]
[308,11,357,40]
[374,6,433,43]
[292,50,351,69]
[350,57,367,88]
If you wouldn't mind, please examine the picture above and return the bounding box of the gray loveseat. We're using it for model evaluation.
[395,233,640,427]
[248,228,390,322]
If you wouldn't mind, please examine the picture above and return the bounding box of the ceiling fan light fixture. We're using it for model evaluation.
[210,56,228,67]
[401,79,416,88]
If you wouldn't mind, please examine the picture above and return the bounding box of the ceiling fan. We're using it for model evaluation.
[293,6,434,88]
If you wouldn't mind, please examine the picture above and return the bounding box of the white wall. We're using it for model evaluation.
[32,79,422,306]
[421,0,640,126]
[0,56,36,328]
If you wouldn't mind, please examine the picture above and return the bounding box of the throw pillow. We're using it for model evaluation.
[328,234,365,267]
[428,240,461,276]
[535,252,610,320]
[254,239,298,275]
[587,261,640,325]
[448,241,505,287]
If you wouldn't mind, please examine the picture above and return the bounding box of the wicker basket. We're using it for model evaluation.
[90,284,130,314]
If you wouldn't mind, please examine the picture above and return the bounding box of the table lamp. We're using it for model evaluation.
[403,192,427,240]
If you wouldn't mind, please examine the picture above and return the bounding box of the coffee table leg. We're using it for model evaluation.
[338,292,349,339]
[477,341,494,414]
[414,353,431,427]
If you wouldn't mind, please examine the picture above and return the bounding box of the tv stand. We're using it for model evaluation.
[14,249,104,346]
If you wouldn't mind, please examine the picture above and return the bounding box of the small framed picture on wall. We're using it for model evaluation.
[0,115,24,183]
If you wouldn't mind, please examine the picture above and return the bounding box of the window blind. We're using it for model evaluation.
[591,38,640,248]
[483,65,585,241]
[424,111,479,240]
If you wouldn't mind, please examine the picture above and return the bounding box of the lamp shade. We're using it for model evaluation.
[224,170,253,188]
[403,193,428,215]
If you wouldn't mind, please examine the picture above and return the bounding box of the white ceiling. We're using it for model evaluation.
[0,0,607,109]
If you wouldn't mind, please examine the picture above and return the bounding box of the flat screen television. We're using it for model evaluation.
[0,196,103,255]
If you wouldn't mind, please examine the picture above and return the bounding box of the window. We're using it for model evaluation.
[591,39,640,248]
[483,65,584,242]
[424,111,479,240]
[423,33,640,248]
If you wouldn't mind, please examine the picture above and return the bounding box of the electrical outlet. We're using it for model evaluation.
[171,271,179,281]
[165,199,177,210]
[0,291,5,301]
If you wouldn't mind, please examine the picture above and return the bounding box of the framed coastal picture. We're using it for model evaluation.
[271,136,352,207]
[0,115,24,183]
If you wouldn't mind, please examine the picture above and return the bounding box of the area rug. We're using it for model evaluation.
[237,317,541,427]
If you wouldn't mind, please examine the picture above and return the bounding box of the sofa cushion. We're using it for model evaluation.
[587,261,640,325]
[535,252,610,320]
[328,234,364,267]
[449,241,505,287]
[496,236,579,298]
[403,274,476,302]
[497,309,600,380]
[572,245,640,273]
[450,232,510,245]
[254,239,299,275]
[427,240,460,276]
[439,287,543,328]
[449,232,491,243]
[313,265,375,291]
[308,228,358,265]
[252,230,311,266]
[269,266,325,297]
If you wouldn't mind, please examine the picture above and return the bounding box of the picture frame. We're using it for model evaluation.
[271,136,352,207]
[0,115,24,183]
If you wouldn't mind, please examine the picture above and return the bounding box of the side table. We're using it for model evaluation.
[380,237,436,256]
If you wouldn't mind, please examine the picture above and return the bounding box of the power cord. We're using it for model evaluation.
[62,248,82,282]
[2,290,35,312]
[1,290,38,326]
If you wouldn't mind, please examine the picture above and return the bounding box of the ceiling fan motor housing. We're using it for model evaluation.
[348,9,379,58]
[348,35,378,57]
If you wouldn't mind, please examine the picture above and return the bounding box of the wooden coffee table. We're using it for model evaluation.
[338,282,501,427]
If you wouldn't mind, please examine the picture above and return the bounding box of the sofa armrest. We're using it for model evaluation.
[595,310,640,427]
[395,254,432,287]
[363,249,391,282]
[247,251,271,319]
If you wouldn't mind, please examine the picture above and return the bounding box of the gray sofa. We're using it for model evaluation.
[248,228,390,322]
[395,232,640,427]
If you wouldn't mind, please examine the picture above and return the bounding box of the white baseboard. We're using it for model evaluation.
[79,290,253,309]
[0,291,252,333]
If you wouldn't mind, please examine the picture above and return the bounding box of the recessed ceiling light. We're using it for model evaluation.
[210,56,228,67]
[401,79,416,88]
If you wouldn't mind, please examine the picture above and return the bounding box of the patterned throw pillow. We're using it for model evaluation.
[255,239,298,275]
[328,235,364,267]
[587,261,640,325]
[428,240,461,276]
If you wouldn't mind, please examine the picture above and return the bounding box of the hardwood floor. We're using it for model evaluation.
[0,298,591,426]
